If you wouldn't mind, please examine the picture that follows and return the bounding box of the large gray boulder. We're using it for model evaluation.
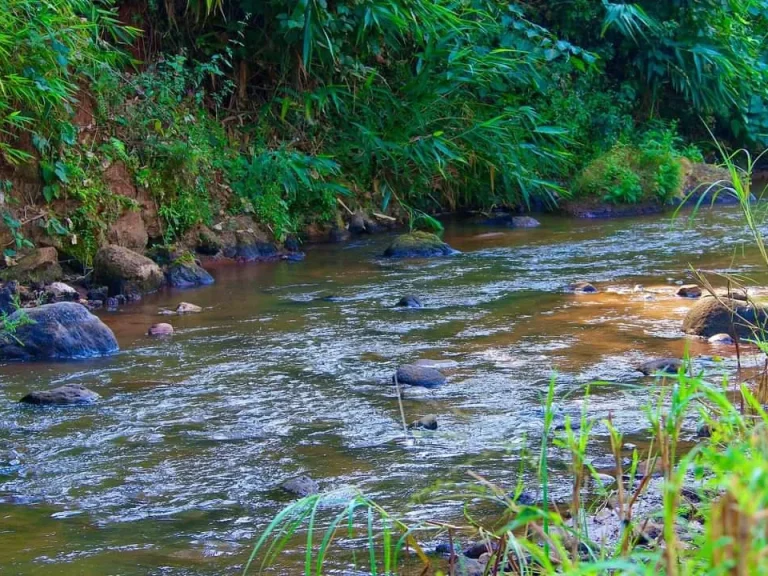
[93,244,165,296]
[0,302,118,361]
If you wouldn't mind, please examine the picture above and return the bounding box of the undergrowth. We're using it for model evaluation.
[575,125,702,205]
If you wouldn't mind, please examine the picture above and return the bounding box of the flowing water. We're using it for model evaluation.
[1,208,767,574]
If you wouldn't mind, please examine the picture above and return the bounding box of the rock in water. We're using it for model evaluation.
[148,323,174,336]
[481,214,541,228]
[396,295,423,308]
[383,232,457,258]
[93,245,165,296]
[637,358,683,376]
[682,297,765,338]
[408,414,438,430]
[510,216,541,228]
[176,302,202,314]
[20,384,100,405]
[394,365,446,388]
[708,333,735,345]
[676,284,702,298]
[568,281,598,293]
[166,257,215,288]
[281,476,319,497]
[0,302,119,361]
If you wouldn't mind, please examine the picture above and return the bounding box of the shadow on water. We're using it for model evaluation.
[1,207,766,574]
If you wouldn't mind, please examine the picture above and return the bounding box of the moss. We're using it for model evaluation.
[383,231,456,258]
[681,161,732,199]
[575,145,685,204]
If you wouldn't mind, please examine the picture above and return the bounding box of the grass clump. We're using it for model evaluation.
[575,125,698,205]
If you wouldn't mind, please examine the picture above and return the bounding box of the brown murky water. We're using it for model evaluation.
[1,208,767,574]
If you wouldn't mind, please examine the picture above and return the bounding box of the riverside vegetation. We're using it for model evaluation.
[3,1,768,575]
[1,0,768,266]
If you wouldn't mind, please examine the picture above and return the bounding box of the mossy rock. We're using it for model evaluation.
[197,227,224,255]
[682,297,767,338]
[166,255,215,288]
[93,245,165,296]
[678,161,738,204]
[1,247,63,285]
[575,145,685,204]
[383,231,457,258]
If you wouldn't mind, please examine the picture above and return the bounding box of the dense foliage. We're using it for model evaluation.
[1,0,768,260]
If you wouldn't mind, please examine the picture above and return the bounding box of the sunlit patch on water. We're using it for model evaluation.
[1,207,767,572]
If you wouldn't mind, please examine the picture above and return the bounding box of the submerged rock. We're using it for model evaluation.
[408,414,438,430]
[637,358,683,376]
[482,214,541,228]
[0,302,118,361]
[510,216,541,228]
[166,257,215,288]
[148,323,174,337]
[394,364,446,388]
[20,384,100,406]
[93,244,165,296]
[708,333,735,345]
[329,226,352,243]
[176,302,202,314]
[568,281,598,294]
[682,297,765,338]
[676,284,702,298]
[281,476,319,497]
[396,295,423,308]
[383,232,457,258]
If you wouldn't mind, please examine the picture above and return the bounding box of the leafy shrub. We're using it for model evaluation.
[576,125,691,204]
[228,150,346,241]
[533,0,768,148]
[0,0,132,164]
[97,54,237,242]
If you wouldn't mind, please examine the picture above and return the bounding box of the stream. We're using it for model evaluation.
[1,208,766,574]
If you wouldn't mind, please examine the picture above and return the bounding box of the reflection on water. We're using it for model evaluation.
[1,208,766,574]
